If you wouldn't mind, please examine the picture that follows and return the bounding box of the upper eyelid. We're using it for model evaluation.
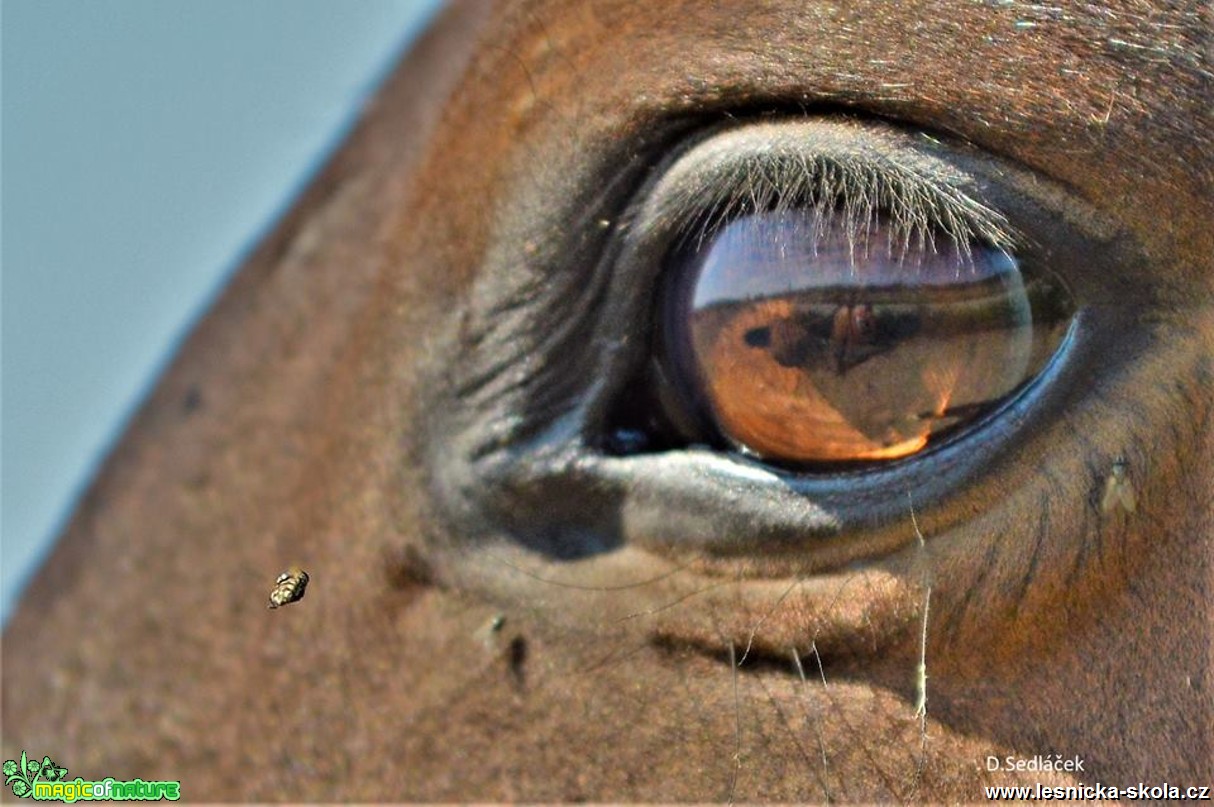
[640,121,1020,256]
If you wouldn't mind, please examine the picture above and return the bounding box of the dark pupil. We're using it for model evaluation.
[661,209,1072,465]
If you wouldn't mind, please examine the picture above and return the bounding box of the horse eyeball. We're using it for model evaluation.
[658,209,1073,466]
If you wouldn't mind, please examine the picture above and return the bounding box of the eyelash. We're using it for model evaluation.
[641,122,1020,259]
[663,150,1019,262]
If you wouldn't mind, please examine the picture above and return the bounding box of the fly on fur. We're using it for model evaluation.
[1100,457,1137,515]
[268,566,309,609]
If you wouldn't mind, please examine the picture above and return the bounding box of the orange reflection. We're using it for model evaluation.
[700,299,937,462]
[665,209,1071,467]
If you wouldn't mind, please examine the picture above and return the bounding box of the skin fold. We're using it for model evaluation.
[4,1,1211,801]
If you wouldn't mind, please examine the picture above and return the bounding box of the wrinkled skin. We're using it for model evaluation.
[4,1,1211,801]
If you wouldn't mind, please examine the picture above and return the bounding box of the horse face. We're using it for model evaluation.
[5,1,1211,800]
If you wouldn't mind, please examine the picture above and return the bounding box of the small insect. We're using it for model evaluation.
[268,566,309,609]
[1100,456,1137,515]
[474,613,506,650]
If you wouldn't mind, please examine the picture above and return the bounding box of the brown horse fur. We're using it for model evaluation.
[4,1,1211,801]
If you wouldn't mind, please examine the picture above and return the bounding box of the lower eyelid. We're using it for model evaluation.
[597,352,1061,568]
[460,323,1072,576]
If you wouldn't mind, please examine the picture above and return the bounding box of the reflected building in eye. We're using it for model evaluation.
[743,299,920,376]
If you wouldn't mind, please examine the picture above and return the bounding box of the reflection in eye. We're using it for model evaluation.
[656,209,1074,466]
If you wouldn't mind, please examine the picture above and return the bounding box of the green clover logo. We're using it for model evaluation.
[3,750,68,799]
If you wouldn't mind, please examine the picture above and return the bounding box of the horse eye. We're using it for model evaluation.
[645,208,1074,468]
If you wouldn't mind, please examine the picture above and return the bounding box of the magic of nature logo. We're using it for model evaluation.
[3,751,180,802]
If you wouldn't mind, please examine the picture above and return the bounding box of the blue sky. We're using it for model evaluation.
[1,0,443,624]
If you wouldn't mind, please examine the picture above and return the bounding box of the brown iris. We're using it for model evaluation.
[660,209,1072,465]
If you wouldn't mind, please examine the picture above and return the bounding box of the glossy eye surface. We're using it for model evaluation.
[658,208,1074,466]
